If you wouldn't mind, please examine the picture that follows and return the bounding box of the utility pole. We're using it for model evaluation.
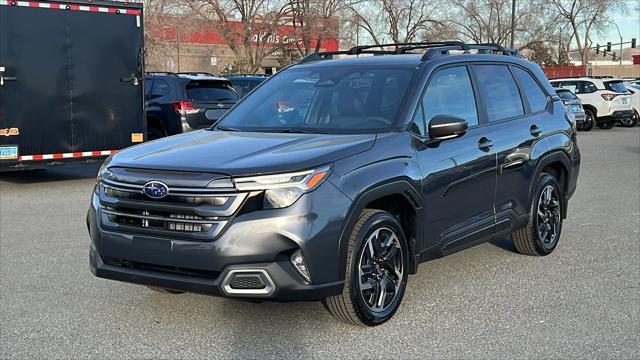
[510,0,516,48]
[611,22,623,66]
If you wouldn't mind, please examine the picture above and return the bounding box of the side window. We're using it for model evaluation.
[422,66,478,127]
[409,106,426,136]
[582,81,597,93]
[473,65,524,122]
[560,81,579,94]
[513,67,549,113]
[151,79,171,98]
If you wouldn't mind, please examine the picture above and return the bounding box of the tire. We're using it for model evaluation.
[323,209,409,326]
[597,121,615,129]
[147,126,165,141]
[619,112,639,127]
[146,286,185,294]
[511,174,563,256]
[579,109,596,131]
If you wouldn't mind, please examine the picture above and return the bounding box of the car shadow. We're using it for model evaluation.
[489,235,518,253]
[0,163,101,184]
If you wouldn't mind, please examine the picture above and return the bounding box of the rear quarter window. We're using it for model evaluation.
[604,81,628,93]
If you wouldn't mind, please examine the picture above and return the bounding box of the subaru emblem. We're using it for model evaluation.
[142,181,169,199]
[217,103,224,108]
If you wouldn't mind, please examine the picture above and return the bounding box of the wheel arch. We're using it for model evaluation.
[582,104,597,117]
[337,180,422,280]
[530,150,571,219]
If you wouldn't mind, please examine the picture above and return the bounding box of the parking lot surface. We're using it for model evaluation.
[1,127,639,359]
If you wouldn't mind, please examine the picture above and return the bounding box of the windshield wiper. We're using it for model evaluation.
[215,125,240,132]
[262,128,329,134]
[215,97,234,101]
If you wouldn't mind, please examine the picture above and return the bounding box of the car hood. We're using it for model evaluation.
[108,130,376,176]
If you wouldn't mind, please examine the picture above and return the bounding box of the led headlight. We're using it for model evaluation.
[234,165,331,209]
[97,154,114,180]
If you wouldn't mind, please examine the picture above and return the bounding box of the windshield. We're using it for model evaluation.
[185,81,238,101]
[556,89,577,100]
[604,80,628,93]
[216,66,416,133]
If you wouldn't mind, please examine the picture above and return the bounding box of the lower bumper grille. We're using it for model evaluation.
[102,256,220,279]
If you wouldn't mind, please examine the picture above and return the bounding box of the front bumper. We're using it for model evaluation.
[88,180,350,301]
[90,245,343,301]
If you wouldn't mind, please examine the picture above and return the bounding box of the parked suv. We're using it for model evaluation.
[226,74,269,98]
[555,88,589,130]
[89,43,580,326]
[549,77,633,129]
[144,72,239,139]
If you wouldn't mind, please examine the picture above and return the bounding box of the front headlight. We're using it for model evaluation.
[234,165,331,209]
[97,155,114,180]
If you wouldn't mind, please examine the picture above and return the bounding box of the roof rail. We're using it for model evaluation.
[176,72,218,77]
[226,73,271,77]
[146,71,177,76]
[298,41,520,64]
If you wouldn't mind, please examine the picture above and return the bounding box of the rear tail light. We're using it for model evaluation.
[172,101,199,115]
[601,93,618,101]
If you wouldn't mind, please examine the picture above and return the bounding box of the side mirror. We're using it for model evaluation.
[428,115,468,140]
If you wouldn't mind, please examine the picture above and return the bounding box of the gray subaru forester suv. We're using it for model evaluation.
[89,42,580,326]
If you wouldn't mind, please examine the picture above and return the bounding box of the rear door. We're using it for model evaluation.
[0,4,72,159]
[67,5,144,151]
[473,64,551,234]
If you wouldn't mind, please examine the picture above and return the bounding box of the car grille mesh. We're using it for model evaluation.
[98,177,245,239]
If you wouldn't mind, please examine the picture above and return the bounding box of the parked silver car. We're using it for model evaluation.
[555,87,590,131]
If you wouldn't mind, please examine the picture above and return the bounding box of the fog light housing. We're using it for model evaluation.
[291,250,311,282]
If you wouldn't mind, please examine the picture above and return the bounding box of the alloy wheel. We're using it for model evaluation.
[358,227,404,313]
[536,185,561,248]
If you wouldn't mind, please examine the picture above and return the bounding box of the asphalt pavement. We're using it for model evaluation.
[1,127,638,359]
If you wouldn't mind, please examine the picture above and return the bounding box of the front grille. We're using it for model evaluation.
[102,207,219,233]
[102,256,220,279]
[98,175,247,239]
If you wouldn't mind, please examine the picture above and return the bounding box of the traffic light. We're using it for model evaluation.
[606,42,612,52]
[596,44,600,54]
[612,52,617,62]
[632,38,637,49]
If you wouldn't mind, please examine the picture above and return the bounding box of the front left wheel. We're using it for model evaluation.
[323,209,409,326]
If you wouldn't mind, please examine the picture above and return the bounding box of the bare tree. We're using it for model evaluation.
[345,0,446,45]
[450,0,557,48]
[550,0,626,65]
[182,0,288,73]
[143,0,202,71]
[287,0,343,57]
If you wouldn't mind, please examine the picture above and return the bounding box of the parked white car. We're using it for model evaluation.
[624,83,640,127]
[550,77,634,129]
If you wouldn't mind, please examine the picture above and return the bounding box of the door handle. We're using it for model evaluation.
[0,66,17,87]
[478,137,494,151]
[120,73,140,86]
[530,124,541,137]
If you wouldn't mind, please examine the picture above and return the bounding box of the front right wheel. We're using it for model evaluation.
[323,209,409,326]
